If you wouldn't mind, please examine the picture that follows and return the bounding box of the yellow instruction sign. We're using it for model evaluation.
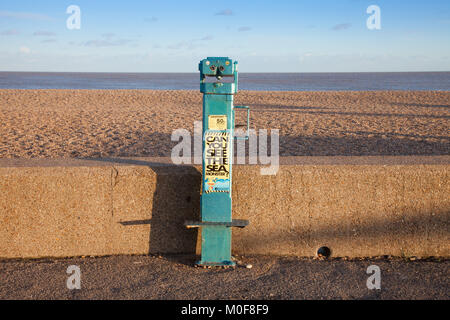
[208,115,227,130]
[203,131,231,193]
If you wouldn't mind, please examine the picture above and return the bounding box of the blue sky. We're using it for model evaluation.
[0,0,449,72]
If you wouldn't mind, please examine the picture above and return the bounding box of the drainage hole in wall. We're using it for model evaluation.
[317,246,332,259]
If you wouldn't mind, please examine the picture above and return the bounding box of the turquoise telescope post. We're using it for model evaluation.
[185,57,250,267]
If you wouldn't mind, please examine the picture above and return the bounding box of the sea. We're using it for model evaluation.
[0,72,449,91]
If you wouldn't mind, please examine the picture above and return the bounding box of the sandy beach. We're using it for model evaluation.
[0,89,448,158]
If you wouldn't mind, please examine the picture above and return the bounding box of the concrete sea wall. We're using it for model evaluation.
[0,157,448,259]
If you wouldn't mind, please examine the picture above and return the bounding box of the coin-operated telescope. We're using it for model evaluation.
[185,57,250,267]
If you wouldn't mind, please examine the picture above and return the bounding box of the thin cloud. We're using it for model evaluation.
[0,29,20,36]
[33,31,56,36]
[167,42,184,50]
[101,33,116,39]
[84,39,133,47]
[238,26,252,32]
[299,52,314,62]
[19,46,31,54]
[167,40,200,50]
[200,35,213,41]
[145,16,158,22]
[215,9,233,16]
[41,39,57,43]
[332,23,352,31]
[0,10,52,21]
[168,35,213,50]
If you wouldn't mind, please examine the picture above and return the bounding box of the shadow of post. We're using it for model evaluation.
[148,164,201,256]
[86,158,201,262]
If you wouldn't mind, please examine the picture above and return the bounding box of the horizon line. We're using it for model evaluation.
[1,70,449,74]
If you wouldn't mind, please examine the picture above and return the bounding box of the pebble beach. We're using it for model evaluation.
[0,89,448,158]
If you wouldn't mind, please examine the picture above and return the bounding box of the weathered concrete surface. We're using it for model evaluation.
[1,255,448,300]
[0,157,449,259]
